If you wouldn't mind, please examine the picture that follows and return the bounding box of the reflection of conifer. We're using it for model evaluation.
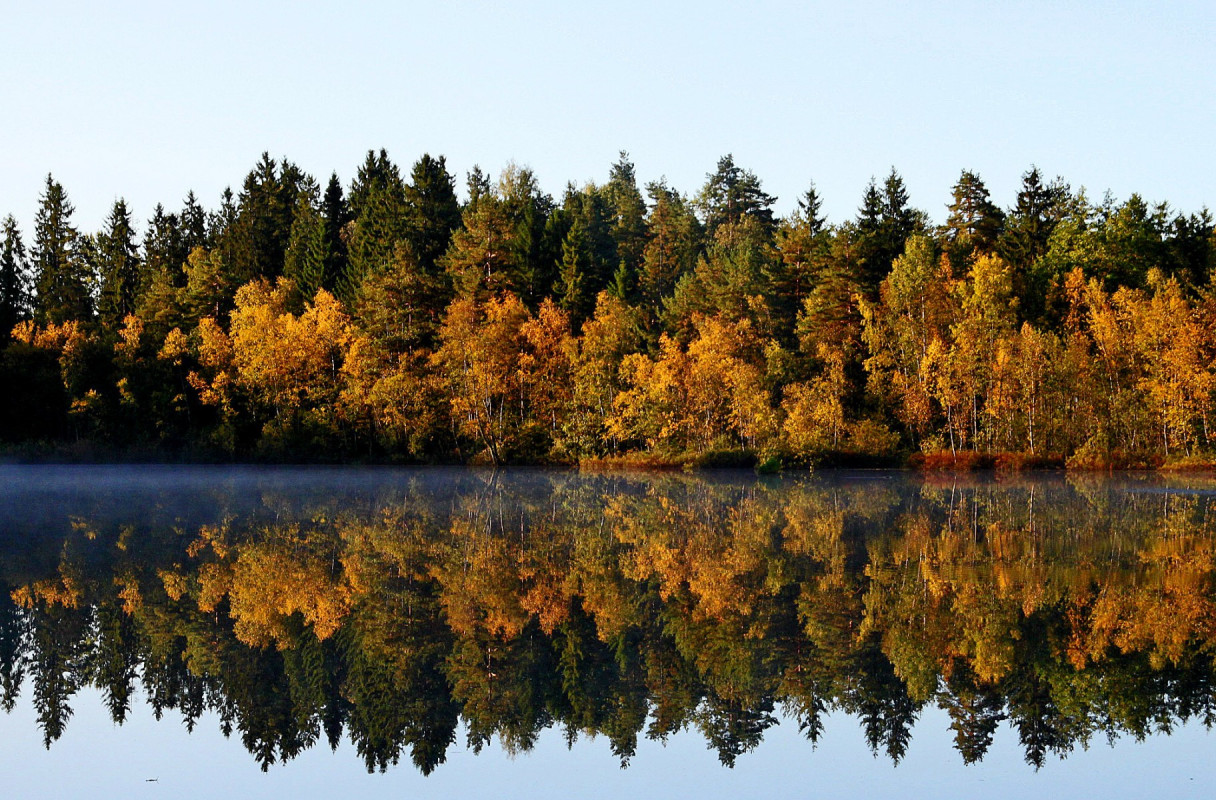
[30,601,91,747]
[0,588,30,712]
[92,599,139,723]
[696,693,778,767]
[941,665,1007,764]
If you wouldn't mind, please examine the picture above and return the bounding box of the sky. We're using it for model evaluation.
[1,0,1213,235]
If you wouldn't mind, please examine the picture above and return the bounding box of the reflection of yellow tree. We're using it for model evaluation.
[195,523,352,649]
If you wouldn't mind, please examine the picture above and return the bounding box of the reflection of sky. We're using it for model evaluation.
[2,688,1211,800]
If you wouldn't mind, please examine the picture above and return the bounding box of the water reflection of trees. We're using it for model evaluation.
[2,471,1216,774]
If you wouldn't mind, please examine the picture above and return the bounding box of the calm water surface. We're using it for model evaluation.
[1,466,1215,798]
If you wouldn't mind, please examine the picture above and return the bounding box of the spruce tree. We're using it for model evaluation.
[557,219,590,322]
[284,191,328,307]
[343,151,408,302]
[768,182,831,341]
[499,164,554,304]
[227,153,306,283]
[32,175,91,324]
[559,185,614,303]
[998,166,1069,271]
[96,199,142,330]
[321,174,350,294]
[855,169,920,293]
[854,178,886,293]
[604,152,647,276]
[210,188,238,248]
[180,191,208,251]
[142,204,183,285]
[0,216,29,339]
[797,182,828,236]
[348,149,401,219]
[404,154,461,275]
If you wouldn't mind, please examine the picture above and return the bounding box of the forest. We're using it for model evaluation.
[1,151,1214,467]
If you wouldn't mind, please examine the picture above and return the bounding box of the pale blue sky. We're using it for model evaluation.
[3,688,1215,799]
[1,0,1212,234]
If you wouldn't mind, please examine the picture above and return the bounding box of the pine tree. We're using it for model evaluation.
[0,216,29,339]
[441,192,516,301]
[96,199,142,330]
[32,175,92,324]
[944,170,1004,262]
[697,154,776,235]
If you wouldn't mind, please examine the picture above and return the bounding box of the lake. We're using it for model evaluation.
[1,465,1214,798]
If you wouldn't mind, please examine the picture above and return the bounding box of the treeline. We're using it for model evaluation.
[1,151,1214,465]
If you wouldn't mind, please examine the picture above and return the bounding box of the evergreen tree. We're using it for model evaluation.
[768,182,831,341]
[557,185,614,304]
[343,151,408,302]
[499,164,554,305]
[181,191,208,251]
[854,178,886,292]
[797,182,828,236]
[854,169,920,294]
[209,188,238,251]
[1166,209,1215,290]
[284,190,329,307]
[142,204,184,284]
[998,166,1069,272]
[638,181,702,318]
[321,173,350,295]
[442,191,516,301]
[96,198,142,330]
[32,175,92,324]
[227,153,306,284]
[697,154,776,235]
[348,149,402,220]
[944,170,1004,257]
[465,166,491,208]
[404,154,461,274]
[557,218,590,322]
[604,152,647,279]
[0,216,29,339]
